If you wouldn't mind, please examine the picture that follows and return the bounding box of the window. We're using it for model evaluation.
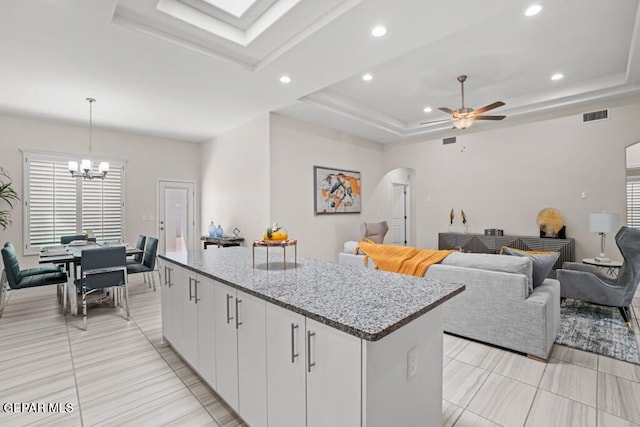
[626,173,640,228]
[23,151,125,254]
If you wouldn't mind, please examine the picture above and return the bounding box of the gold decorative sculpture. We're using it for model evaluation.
[450,209,455,225]
[461,210,467,225]
[536,208,564,237]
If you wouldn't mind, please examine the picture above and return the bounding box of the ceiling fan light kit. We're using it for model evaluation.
[421,75,506,130]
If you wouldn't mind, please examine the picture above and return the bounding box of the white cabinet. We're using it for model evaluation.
[213,281,239,411]
[160,262,173,343]
[237,291,267,427]
[196,275,216,387]
[266,304,306,427]
[177,267,197,363]
[306,317,362,427]
[161,262,185,352]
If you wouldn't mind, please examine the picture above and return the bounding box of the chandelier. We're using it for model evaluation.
[68,98,109,180]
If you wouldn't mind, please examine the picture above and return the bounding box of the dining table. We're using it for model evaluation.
[39,242,143,316]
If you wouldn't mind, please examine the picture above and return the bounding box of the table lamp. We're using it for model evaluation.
[589,212,619,262]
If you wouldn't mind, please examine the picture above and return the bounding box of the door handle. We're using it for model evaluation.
[235,298,243,329]
[194,279,200,303]
[307,331,316,373]
[188,277,193,301]
[226,294,233,324]
[291,323,299,363]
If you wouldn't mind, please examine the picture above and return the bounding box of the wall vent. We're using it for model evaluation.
[443,136,457,145]
[582,109,609,123]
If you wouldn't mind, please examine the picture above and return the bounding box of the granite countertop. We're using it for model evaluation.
[159,247,464,341]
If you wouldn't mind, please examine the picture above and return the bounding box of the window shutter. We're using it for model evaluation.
[627,176,640,228]
[82,163,124,241]
[27,157,77,247]
[24,152,125,254]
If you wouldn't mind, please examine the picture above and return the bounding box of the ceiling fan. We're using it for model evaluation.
[421,75,506,130]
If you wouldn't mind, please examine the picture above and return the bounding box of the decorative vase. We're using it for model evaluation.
[208,221,216,237]
[215,224,224,238]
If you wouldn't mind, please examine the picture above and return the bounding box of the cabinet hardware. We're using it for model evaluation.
[226,294,233,324]
[291,323,299,363]
[194,279,200,303]
[307,331,316,372]
[163,267,167,286]
[188,277,193,301]
[167,268,173,287]
[235,298,243,329]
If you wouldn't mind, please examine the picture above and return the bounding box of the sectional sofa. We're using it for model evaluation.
[339,242,560,360]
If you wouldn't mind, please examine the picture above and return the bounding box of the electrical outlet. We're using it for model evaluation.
[407,347,418,379]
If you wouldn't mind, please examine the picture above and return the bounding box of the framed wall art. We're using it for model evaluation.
[313,166,361,215]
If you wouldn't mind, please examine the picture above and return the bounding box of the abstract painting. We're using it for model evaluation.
[314,166,361,215]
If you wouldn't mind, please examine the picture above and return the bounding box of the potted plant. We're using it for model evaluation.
[0,167,19,231]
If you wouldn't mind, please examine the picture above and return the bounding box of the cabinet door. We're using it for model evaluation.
[266,304,306,427]
[237,290,268,427]
[306,318,361,427]
[180,268,199,368]
[160,264,173,343]
[196,274,216,388]
[168,263,184,352]
[213,281,239,411]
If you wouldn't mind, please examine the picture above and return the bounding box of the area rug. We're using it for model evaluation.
[555,299,640,365]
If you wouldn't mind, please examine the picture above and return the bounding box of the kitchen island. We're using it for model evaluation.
[159,247,464,427]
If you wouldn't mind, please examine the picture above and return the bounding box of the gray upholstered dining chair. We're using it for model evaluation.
[361,221,390,244]
[127,237,159,291]
[1,242,68,317]
[557,226,640,327]
[76,246,128,330]
[127,234,146,265]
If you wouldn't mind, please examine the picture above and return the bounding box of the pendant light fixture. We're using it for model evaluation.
[68,97,109,180]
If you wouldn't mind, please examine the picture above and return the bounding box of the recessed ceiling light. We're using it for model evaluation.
[525,4,542,16]
[362,73,373,82]
[371,25,387,37]
[551,73,564,81]
[423,107,433,113]
[279,75,292,84]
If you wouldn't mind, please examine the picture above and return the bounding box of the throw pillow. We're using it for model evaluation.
[500,246,559,287]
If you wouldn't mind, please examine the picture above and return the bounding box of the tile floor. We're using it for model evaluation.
[1,277,639,426]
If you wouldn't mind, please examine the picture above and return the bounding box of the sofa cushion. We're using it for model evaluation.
[441,252,533,294]
[501,247,559,288]
[343,241,363,255]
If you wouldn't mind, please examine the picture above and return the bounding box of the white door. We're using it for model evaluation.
[196,275,217,388]
[214,281,239,411]
[306,318,362,427]
[237,290,268,427]
[391,183,410,246]
[158,180,194,255]
[266,304,306,427]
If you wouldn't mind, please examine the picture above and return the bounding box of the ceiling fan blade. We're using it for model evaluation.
[438,107,456,115]
[472,101,505,115]
[420,118,453,125]
[474,115,506,121]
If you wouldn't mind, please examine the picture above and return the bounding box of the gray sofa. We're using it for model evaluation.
[339,242,560,360]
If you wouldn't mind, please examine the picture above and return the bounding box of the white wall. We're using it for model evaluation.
[0,114,201,268]
[200,114,271,245]
[383,102,640,261]
[269,114,389,261]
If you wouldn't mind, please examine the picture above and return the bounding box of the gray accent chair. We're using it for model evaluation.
[361,221,389,244]
[557,226,640,327]
[76,246,128,330]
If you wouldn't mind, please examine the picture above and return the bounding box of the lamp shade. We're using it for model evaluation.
[589,213,619,233]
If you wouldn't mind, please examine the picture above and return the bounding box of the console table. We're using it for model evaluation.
[202,236,244,249]
[438,232,575,274]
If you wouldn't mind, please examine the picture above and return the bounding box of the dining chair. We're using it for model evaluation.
[127,234,146,265]
[127,237,159,291]
[1,242,68,317]
[77,246,128,330]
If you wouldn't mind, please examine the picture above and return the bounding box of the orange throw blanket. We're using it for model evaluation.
[356,241,454,277]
